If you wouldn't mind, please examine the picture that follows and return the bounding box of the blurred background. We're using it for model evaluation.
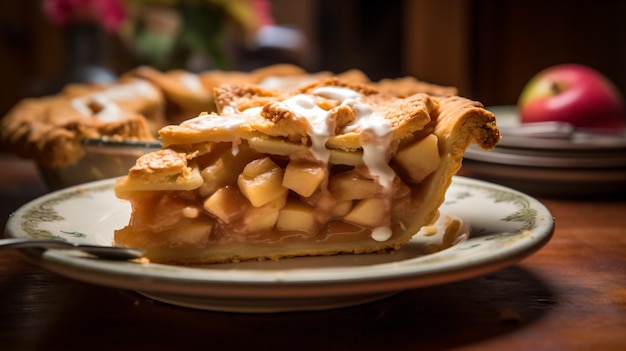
[0,0,624,118]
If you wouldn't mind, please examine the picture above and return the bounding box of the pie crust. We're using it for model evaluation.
[113,78,499,264]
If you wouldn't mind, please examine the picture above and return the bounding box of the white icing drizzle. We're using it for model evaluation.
[90,95,124,122]
[71,80,161,122]
[361,135,396,190]
[99,80,160,101]
[181,113,248,156]
[258,75,320,91]
[241,106,262,117]
[231,141,240,155]
[179,72,205,95]
[275,94,334,162]
[220,100,257,117]
[71,98,92,116]
[371,226,392,242]
[312,86,395,190]
[181,113,249,130]
[312,86,361,102]
[72,94,124,122]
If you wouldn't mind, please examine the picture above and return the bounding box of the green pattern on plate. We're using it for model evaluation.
[19,183,113,240]
[457,180,537,232]
[416,179,542,264]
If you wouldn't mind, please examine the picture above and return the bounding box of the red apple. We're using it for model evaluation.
[518,64,626,131]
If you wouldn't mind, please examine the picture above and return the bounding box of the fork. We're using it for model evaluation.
[0,238,144,260]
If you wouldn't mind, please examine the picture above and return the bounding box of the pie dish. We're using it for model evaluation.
[113,78,500,264]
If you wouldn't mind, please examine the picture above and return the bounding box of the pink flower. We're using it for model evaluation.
[43,0,126,32]
[251,0,273,27]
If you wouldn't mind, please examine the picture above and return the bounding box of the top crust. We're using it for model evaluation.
[130,148,189,178]
[377,76,459,97]
[159,78,438,152]
[435,96,501,150]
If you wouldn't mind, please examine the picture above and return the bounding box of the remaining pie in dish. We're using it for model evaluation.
[114,77,500,264]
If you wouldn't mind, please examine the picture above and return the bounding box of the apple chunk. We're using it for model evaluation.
[236,196,287,233]
[344,197,387,227]
[238,157,288,207]
[203,187,249,223]
[394,134,441,183]
[330,200,353,218]
[167,219,215,246]
[282,161,327,197]
[199,143,261,197]
[328,170,383,201]
[276,200,319,234]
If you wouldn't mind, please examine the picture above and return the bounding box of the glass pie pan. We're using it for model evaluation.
[37,138,161,190]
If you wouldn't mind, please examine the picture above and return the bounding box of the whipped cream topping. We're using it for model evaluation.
[71,80,161,121]
[72,94,125,122]
[181,113,251,155]
[311,86,395,190]
[85,95,124,122]
[98,80,160,101]
[275,94,334,161]
[258,75,321,91]
[182,113,249,130]
[179,72,205,95]
[371,226,393,242]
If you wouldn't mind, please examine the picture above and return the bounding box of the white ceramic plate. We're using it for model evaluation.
[5,176,554,313]
[461,106,626,197]
[487,105,626,151]
[465,143,626,168]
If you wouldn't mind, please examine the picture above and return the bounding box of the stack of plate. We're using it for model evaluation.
[461,106,626,198]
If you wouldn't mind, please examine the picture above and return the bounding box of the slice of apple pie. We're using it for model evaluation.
[114,78,500,264]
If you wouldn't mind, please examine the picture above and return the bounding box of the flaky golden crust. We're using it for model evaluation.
[213,83,286,113]
[377,76,458,97]
[400,95,499,238]
[435,96,501,150]
[159,78,438,151]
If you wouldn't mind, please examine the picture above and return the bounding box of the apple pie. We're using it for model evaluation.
[114,77,500,264]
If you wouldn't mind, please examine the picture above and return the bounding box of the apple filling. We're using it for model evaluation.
[114,78,500,264]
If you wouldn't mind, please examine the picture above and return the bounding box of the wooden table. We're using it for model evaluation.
[1,152,625,350]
